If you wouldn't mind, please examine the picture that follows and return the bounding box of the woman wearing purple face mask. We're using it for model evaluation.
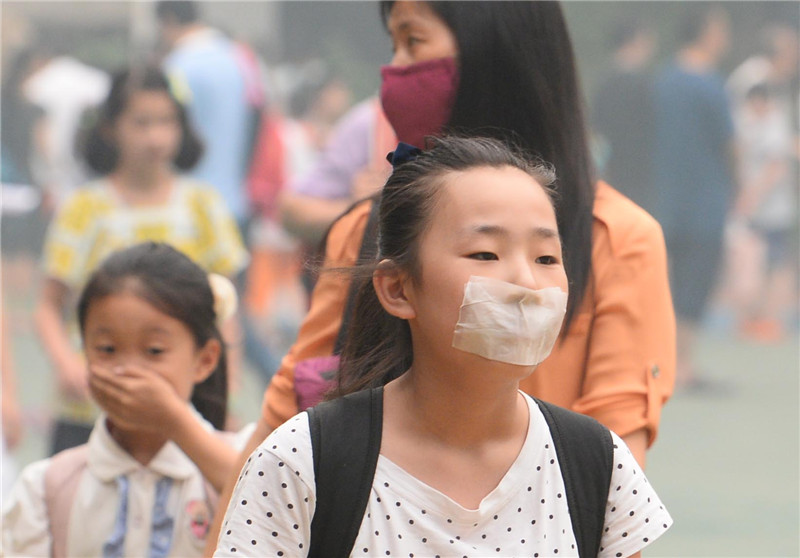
[206,2,675,552]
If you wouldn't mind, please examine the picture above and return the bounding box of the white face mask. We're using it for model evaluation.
[451,276,568,366]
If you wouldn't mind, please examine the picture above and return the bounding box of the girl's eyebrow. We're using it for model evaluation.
[465,224,560,240]
[144,326,174,336]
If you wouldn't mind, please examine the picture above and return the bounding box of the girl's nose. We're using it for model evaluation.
[390,49,411,68]
[510,259,538,291]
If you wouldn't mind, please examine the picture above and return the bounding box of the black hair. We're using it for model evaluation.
[380,1,594,330]
[610,18,652,51]
[82,66,203,174]
[332,135,557,398]
[77,242,227,429]
[2,48,38,99]
[677,3,726,47]
[745,83,771,102]
[155,0,198,25]
[288,65,338,119]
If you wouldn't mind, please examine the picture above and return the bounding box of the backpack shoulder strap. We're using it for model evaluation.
[44,444,90,558]
[307,386,383,558]
[535,399,614,558]
[333,196,381,355]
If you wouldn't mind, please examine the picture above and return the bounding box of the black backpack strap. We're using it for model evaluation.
[333,196,381,355]
[307,387,384,558]
[536,399,614,558]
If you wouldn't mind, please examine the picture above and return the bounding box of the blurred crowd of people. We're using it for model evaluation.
[0,0,797,555]
[1,0,361,484]
[590,9,799,390]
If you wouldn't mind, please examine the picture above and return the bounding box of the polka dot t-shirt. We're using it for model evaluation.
[214,393,672,557]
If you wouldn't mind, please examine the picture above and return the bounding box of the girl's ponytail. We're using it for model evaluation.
[190,273,237,429]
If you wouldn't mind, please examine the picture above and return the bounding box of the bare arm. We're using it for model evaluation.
[203,417,273,557]
[34,278,89,400]
[165,402,239,491]
[220,312,243,396]
[620,428,647,469]
[2,313,22,449]
[279,191,352,246]
[280,165,388,247]
[89,364,238,491]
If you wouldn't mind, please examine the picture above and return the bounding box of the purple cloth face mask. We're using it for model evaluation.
[380,57,459,149]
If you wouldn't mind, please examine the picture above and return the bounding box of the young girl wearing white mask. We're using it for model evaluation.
[214,137,672,558]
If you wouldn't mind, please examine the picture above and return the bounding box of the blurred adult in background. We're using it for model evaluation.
[156,0,253,229]
[249,60,355,247]
[279,97,396,255]
[156,0,279,381]
[22,52,110,204]
[591,18,658,209]
[652,4,735,391]
[243,62,354,381]
[278,95,396,295]
[1,48,48,309]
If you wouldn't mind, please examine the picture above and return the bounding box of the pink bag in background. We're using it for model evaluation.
[294,355,340,410]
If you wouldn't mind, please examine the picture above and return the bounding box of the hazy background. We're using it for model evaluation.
[2,2,798,556]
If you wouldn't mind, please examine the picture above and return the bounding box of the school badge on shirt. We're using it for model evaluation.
[186,500,211,540]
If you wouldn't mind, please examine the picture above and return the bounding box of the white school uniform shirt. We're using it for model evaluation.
[215,392,672,557]
[2,411,254,558]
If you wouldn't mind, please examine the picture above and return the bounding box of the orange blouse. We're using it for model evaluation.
[262,181,675,445]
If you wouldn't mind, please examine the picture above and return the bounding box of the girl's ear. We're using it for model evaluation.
[194,338,222,384]
[373,259,416,320]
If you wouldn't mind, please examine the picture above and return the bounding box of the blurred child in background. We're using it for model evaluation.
[731,83,797,341]
[34,66,248,455]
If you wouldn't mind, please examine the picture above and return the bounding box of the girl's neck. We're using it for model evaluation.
[107,418,169,466]
[110,164,174,205]
[385,353,529,448]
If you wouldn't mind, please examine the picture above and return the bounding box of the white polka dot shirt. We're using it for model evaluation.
[215,393,672,557]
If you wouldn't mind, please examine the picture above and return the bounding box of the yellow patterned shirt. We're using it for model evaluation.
[41,177,248,423]
[43,177,249,290]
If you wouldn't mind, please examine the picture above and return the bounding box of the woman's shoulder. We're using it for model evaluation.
[593,181,662,237]
[591,181,667,261]
[331,197,374,233]
[324,197,375,264]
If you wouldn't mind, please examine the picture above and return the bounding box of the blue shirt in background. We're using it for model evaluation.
[164,28,250,222]
[652,63,735,237]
